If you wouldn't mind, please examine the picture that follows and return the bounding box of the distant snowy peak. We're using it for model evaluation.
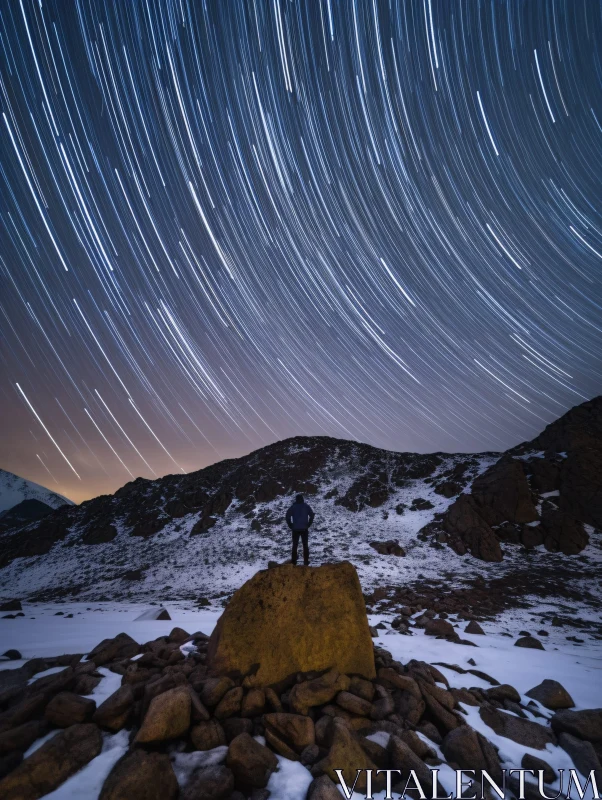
[0,469,73,514]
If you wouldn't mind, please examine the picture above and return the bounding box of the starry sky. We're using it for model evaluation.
[1,1,601,504]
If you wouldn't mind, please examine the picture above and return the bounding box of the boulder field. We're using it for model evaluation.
[0,563,600,799]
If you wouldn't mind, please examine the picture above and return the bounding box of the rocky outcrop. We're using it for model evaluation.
[207,562,375,685]
[437,396,601,561]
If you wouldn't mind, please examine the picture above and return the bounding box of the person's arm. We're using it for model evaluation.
[307,505,315,527]
[285,506,293,528]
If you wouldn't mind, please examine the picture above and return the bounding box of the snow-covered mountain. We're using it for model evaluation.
[0,468,72,514]
[0,398,599,614]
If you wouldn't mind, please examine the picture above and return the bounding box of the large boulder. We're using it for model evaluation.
[313,719,377,793]
[207,563,375,685]
[443,494,502,562]
[93,685,134,732]
[99,750,179,800]
[471,459,539,526]
[0,723,102,799]
[87,633,140,666]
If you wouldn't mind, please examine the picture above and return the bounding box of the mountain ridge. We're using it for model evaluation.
[0,397,600,606]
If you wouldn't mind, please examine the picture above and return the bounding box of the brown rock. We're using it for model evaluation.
[558,446,602,530]
[99,749,178,800]
[388,735,445,795]
[0,723,102,800]
[134,686,191,743]
[394,691,425,725]
[398,729,436,760]
[526,680,575,710]
[207,563,375,685]
[485,684,521,704]
[289,669,350,715]
[180,765,234,800]
[0,753,23,781]
[480,706,556,749]
[441,726,502,782]
[377,668,421,697]
[348,677,375,702]
[0,693,49,729]
[336,691,373,717]
[225,732,278,790]
[93,685,135,732]
[369,540,406,556]
[44,692,96,727]
[87,633,140,666]
[465,621,485,634]
[313,719,377,793]
[425,618,456,638]
[422,691,461,732]
[264,712,315,754]
[0,720,48,755]
[241,688,265,718]
[264,687,282,712]
[551,708,602,742]
[223,718,253,742]
[190,719,227,750]
[522,753,556,783]
[167,627,189,644]
[515,636,545,650]
[201,676,236,708]
[214,687,243,720]
[307,775,342,800]
[558,732,602,777]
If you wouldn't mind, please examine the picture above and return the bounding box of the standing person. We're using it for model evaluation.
[285,493,315,566]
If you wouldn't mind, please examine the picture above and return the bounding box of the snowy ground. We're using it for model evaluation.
[1,601,601,799]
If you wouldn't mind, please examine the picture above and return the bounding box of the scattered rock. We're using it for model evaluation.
[0,723,102,800]
[134,686,191,743]
[525,680,575,710]
[465,621,485,635]
[424,618,455,637]
[479,706,556,749]
[225,732,278,791]
[180,765,234,800]
[307,775,342,800]
[0,600,22,612]
[289,669,350,715]
[1,650,22,660]
[551,708,602,742]
[87,633,140,666]
[99,749,179,800]
[515,636,545,650]
[264,712,315,756]
[313,719,376,794]
[558,732,602,777]
[93,685,134,732]
[0,720,49,755]
[191,719,227,751]
[521,753,556,783]
[369,540,406,556]
[44,692,96,727]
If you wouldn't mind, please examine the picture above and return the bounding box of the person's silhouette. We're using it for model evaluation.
[285,493,315,566]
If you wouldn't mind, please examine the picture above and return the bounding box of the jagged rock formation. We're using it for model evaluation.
[433,396,601,561]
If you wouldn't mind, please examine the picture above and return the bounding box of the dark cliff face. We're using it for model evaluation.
[0,397,600,575]
[436,396,602,561]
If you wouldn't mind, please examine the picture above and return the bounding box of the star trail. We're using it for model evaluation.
[1,1,601,503]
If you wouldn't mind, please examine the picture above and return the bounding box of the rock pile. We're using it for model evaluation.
[0,564,600,799]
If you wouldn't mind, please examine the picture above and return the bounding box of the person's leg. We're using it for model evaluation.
[291,530,300,565]
[302,530,309,566]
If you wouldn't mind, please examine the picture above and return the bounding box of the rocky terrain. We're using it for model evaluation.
[0,562,599,800]
[0,399,600,634]
[0,470,72,535]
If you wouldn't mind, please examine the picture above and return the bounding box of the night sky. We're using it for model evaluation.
[1,1,601,504]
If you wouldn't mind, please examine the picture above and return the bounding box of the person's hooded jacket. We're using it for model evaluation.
[286,494,315,531]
